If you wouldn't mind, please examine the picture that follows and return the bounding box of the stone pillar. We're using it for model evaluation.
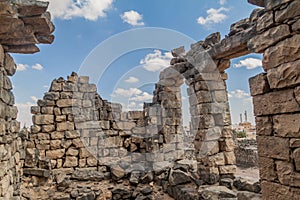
[248,0,300,199]
[0,45,22,199]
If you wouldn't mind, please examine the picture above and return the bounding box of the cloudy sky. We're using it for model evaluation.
[12,0,263,126]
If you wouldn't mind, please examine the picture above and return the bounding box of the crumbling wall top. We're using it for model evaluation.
[0,0,54,54]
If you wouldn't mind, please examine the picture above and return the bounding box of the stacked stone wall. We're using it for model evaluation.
[247,0,300,199]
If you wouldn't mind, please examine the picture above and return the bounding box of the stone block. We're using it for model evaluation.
[115,121,136,131]
[265,0,294,10]
[256,10,274,32]
[203,153,225,167]
[32,114,54,125]
[41,124,55,132]
[290,139,300,148]
[41,106,53,114]
[292,20,300,32]
[79,84,97,92]
[51,131,65,139]
[273,114,300,138]
[23,168,50,177]
[267,59,300,89]
[255,116,273,136]
[293,148,300,171]
[63,156,78,167]
[259,156,276,181]
[198,166,220,185]
[219,165,236,175]
[57,122,74,131]
[219,138,235,152]
[261,181,292,200]
[248,25,290,53]
[263,35,300,70]
[249,73,270,96]
[224,151,236,165]
[275,0,300,23]
[276,160,294,185]
[253,89,300,116]
[50,140,61,149]
[4,54,16,76]
[257,136,289,160]
[46,149,65,159]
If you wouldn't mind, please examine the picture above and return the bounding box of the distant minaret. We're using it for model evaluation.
[244,111,248,122]
[240,114,243,123]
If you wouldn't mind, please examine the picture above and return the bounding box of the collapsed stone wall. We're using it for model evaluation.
[0,0,54,199]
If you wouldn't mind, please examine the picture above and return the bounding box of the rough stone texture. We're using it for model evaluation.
[252,89,300,116]
[273,114,300,138]
[248,25,290,53]
[257,136,289,160]
[263,34,300,70]
[249,73,270,96]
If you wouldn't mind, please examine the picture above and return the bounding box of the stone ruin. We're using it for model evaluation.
[0,0,300,199]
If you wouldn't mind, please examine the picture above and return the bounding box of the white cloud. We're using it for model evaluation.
[112,87,142,97]
[42,0,113,21]
[125,76,139,83]
[130,92,153,102]
[197,7,228,25]
[30,96,38,102]
[229,89,250,99]
[32,63,43,71]
[234,58,262,70]
[16,102,34,127]
[219,0,227,5]
[140,50,172,72]
[16,64,29,71]
[121,10,144,26]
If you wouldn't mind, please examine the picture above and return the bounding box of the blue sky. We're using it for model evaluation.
[12,0,263,126]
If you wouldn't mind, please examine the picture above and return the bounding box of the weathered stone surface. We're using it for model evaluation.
[273,114,300,138]
[265,0,294,10]
[290,139,300,148]
[276,160,294,185]
[198,185,236,199]
[261,181,292,200]
[263,35,300,70]
[219,165,236,175]
[255,116,273,136]
[4,54,16,76]
[259,156,276,181]
[46,149,65,159]
[71,169,104,181]
[249,73,270,96]
[234,177,261,193]
[23,168,50,177]
[256,11,273,32]
[257,136,289,160]
[111,165,126,180]
[248,0,265,7]
[267,59,300,89]
[32,114,54,125]
[237,191,262,200]
[293,20,300,32]
[63,156,78,167]
[253,89,300,116]
[293,148,300,172]
[248,25,290,53]
[275,0,300,23]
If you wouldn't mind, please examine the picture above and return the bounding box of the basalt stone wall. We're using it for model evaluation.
[247,0,300,199]
[0,0,54,199]
[234,139,258,168]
